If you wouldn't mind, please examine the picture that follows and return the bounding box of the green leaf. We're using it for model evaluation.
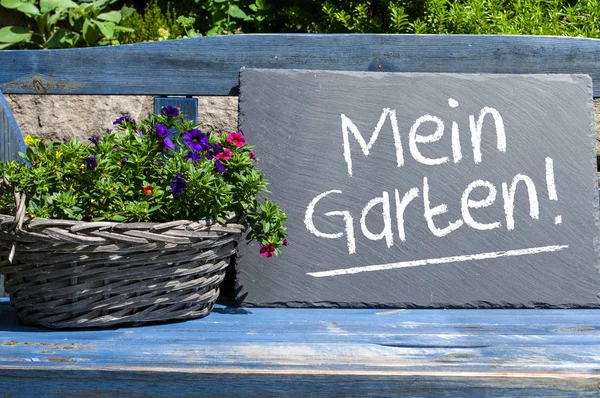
[206,26,220,36]
[114,26,134,33]
[95,20,115,38]
[43,28,79,48]
[97,10,121,23]
[40,0,78,13]
[248,4,257,11]
[120,6,135,20]
[214,0,228,3]
[0,0,23,10]
[47,10,64,26]
[111,215,126,221]
[0,26,33,43]
[15,2,40,16]
[0,42,14,49]
[2,0,41,15]
[88,0,115,10]
[82,18,100,43]
[227,4,247,19]
[67,9,83,30]
[212,10,226,22]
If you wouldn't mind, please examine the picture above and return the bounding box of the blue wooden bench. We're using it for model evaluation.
[0,34,599,396]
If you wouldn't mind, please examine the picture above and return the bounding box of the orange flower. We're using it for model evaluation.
[143,185,154,195]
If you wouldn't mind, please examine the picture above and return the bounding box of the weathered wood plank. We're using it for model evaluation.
[0,371,598,397]
[2,35,600,96]
[0,91,25,163]
[0,90,25,297]
[0,299,599,395]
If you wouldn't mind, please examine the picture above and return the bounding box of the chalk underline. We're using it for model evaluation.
[306,245,569,278]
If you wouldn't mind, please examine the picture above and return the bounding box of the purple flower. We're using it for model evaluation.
[205,143,222,160]
[84,154,98,170]
[156,160,166,167]
[185,151,201,162]
[155,123,170,139]
[105,128,113,133]
[170,173,186,195]
[62,137,69,143]
[120,156,128,166]
[135,129,143,137]
[184,129,209,151]
[214,160,226,173]
[161,106,179,117]
[88,134,100,145]
[162,137,175,151]
[154,124,174,151]
[113,115,135,126]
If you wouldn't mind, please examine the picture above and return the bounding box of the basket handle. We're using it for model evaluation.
[1,177,25,263]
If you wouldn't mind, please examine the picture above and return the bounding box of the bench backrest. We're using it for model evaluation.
[2,34,600,97]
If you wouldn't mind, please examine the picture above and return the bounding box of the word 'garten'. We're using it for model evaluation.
[304,99,560,254]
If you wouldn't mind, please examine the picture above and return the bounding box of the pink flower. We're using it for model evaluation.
[283,239,289,246]
[227,132,246,147]
[249,152,257,161]
[259,243,275,258]
[215,147,231,161]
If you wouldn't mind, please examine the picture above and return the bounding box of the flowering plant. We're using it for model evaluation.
[0,107,288,257]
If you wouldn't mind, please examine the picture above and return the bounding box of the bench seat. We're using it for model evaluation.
[0,298,599,396]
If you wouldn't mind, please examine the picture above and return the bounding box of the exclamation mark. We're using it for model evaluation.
[546,157,561,225]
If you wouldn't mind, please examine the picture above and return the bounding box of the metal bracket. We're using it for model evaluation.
[153,97,198,125]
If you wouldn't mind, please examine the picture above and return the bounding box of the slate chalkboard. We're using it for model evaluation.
[236,69,600,308]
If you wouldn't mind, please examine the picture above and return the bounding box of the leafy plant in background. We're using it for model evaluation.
[176,15,200,38]
[165,0,273,36]
[420,0,600,36]
[0,0,134,49]
[197,0,249,35]
[115,0,183,43]
[4,0,600,47]
[319,0,410,33]
[243,0,273,32]
[309,0,600,36]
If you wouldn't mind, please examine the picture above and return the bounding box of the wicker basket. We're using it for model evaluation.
[0,181,245,329]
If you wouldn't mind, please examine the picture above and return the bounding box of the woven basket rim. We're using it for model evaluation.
[0,213,245,231]
[0,212,246,256]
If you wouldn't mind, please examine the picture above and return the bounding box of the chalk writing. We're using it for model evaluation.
[341,104,506,176]
[306,101,560,256]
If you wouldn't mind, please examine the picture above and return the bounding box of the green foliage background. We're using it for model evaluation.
[160,0,600,37]
[114,0,183,43]
[2,0,600,48]
[0,0,136,49]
